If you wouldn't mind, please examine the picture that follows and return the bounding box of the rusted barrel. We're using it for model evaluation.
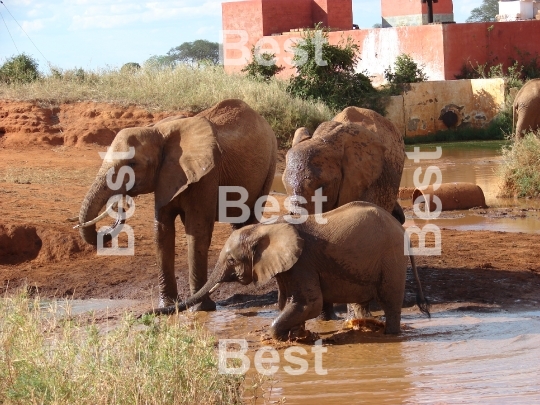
[412,182,486,211]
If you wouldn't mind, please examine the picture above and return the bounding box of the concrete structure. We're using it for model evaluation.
[381,0,454,27]
[497,0,540,21]
[385,78,505,137]
[221,0,540,135]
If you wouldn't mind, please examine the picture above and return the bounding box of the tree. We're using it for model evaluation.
[143,55,175,70]
[466,0,498,22]
[287,26,384,113]
[167,40,220,66]
[0,53,40,84]
[384,53,428,94]
[241,46,284,81]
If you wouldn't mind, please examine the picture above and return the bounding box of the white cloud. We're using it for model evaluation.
[67,0,222,30]
[21,19,44,32]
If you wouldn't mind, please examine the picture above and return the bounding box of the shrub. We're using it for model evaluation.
[242,46,284,81]
[287,26,385,114]
[120,62,141,74]
[498,132,540,197]
[0,53,40,84]
[384,54,428,95]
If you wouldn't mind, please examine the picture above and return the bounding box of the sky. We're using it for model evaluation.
[0,0,481,72]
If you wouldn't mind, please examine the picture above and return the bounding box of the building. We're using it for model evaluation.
[222,0,540,85]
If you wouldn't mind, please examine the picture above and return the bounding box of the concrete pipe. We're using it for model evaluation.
[412,182,487,212]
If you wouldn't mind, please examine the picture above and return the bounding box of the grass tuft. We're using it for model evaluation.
[0,290,243,404]
[498,132,540,197]
[0,65,335,147]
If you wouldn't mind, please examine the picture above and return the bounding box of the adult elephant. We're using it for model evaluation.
[282,107,405,320]
[283,107,405,224]
[77,99,277,310]
[513,78,540,138]
[149,202,430,340]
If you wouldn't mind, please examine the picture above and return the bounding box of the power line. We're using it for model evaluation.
[0,9,18,54]
[0,0,49,64]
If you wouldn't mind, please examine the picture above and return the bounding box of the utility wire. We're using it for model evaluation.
[0,9,18,54]
[0,0,49,64]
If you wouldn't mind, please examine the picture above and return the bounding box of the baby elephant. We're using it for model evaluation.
[151,201,430,340]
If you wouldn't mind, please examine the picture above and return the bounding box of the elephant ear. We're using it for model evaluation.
[250,223,304,287]
[337,123,386,206]
[291,127,312,147]
[155,117,221,211]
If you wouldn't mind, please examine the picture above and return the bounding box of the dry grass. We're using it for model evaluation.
[498,132,540,197]
[0,290,243,404]
[0,66,335,146]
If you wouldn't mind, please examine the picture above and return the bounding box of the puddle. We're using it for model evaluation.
[39,298,140,315]
[189,306,540,404]
[272,173,287,194]
[401,140,540,234]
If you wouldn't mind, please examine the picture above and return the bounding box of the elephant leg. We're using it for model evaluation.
[317,302,339,321]
[271,274,322,340]
[155,209,179,307]
[183,184,219,312]
[377,282,404,335]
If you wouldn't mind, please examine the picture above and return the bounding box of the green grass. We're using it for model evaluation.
[0,65,335,147]
[498,132,540,198]
[0,290,243,404]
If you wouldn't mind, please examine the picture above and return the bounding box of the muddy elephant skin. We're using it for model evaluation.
[78,99,277,310]
[513,79,540,138]
[151,202,431,341]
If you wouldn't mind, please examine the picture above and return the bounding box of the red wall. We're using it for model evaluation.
[326,0,353,30]
[381,0,453,18]
[443,20,540,80]
[261,0,313,36]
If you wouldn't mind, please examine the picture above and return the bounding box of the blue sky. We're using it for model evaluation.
[0,0,480,71]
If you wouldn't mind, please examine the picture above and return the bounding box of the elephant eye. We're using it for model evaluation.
[127,161,136,168]
[227,258,236,265]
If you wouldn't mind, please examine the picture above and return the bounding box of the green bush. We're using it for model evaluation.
[287,26,385,114]
[242,46,284,81]
[0,53,40,84]
[498,132,540,197]
[384,54,428,95]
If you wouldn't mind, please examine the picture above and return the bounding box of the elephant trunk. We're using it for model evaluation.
[147,264,228,316]
[78,175,118,246]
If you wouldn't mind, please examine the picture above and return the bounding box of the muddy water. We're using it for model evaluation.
[274,141,540,234]
[401,141,540,234]
[194,305,540,404]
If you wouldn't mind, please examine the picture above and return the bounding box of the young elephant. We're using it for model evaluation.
[151,201,430,340]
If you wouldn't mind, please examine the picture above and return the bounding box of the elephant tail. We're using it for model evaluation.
[410,255,431,318]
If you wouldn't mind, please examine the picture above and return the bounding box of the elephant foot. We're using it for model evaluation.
[189,296,217,312]
[317,302,339,321]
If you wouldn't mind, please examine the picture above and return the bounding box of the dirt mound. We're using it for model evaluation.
[0,223,92,265]
[0,101,193,148]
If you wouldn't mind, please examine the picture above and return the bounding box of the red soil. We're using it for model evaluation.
[1,101,539,314]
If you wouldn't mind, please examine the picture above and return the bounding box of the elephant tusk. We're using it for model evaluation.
[208,283,221,294]
[74,204,116,229]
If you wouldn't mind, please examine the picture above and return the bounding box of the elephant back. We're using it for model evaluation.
[333,107,404,212]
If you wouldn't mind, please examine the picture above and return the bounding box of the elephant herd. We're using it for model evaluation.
[77,98,430,341]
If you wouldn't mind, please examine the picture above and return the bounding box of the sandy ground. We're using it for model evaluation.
[1,144,539,318]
